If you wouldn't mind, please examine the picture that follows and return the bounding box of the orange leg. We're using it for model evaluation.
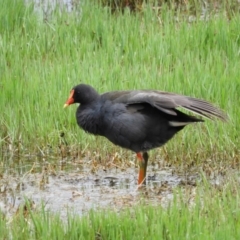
[136,152,149,185]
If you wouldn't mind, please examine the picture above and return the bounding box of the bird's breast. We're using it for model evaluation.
[76,105,102,135]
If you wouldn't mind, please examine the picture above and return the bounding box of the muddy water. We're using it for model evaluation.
[0,143,234,219]
[0,153,192,218]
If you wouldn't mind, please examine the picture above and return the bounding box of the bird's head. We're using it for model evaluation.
[64,84,99,108]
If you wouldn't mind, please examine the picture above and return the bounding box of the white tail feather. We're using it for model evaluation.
[169,121,194,127]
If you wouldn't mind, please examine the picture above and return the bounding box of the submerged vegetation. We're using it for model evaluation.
[0,0,240,238]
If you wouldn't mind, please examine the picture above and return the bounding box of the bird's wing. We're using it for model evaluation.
[101,90,227,121]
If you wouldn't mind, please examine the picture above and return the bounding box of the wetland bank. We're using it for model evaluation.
[0,0,240,239]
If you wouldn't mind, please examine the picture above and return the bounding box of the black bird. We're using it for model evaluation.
[64,84,227,185]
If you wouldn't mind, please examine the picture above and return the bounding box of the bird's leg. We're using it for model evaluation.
[137,152,149,186]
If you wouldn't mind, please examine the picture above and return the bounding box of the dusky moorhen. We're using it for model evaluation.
[64,84,227,185]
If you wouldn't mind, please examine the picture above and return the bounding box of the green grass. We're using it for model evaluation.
[1,1,240,239]
[1,0,239,165]
[1,178,240,239]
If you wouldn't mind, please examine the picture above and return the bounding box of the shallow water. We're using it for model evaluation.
[0,154,193,218]
[0,145,235,220]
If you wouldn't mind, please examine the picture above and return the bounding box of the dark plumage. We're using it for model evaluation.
[64,83,227,185]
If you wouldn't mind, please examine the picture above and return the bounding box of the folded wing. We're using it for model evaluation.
[101,90,228,121]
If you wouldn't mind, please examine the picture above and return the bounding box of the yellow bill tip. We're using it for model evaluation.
[63,104,69,108]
